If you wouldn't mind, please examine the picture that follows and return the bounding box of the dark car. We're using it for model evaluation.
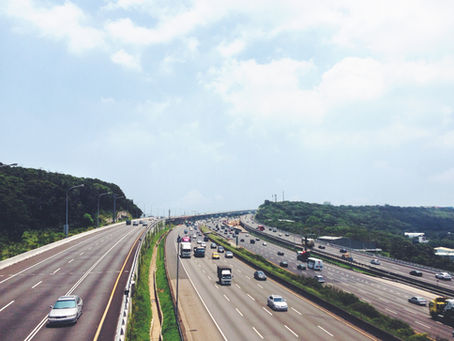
[339,248,347,253]
[280,261,288,268]
[240,238,245,242]
[250,239,256,244]
[203,236,209,242]
[410,270,423,277]
[254,270,267,280]
[297,263,306,270]
[318,245,325,249]
[277,251,284,256]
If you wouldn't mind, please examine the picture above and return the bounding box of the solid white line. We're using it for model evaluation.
[247,293,255,301]
[52,268,61,274]
[291,307,302,315]
[318,325,333,336]
[0,300,14,312]
[32,281,42,289]
[262,306,272,316]
[235,307,243,317]
[415,321,431,329]
[253,327,264,339]
[68,259,74,263]
[284,325,298,338]
[224,294,231,302]
[176,243,228,341]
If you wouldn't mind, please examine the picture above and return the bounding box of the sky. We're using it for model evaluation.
[1,0,454,216]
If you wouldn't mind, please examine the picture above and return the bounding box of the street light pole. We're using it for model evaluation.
[65,184,85,237]
[176,234,181,324]
[97,192,112,227]
[112,194,125,223]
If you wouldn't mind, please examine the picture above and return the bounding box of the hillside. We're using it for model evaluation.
[0,165,142,243]
[256,200,454,270]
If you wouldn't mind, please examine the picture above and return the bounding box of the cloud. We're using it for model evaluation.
[111,49,141,71]
[4,0,105,54]
[217,39,245,57]
[430,168,454,185]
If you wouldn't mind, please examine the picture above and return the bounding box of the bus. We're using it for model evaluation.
[307,257,323,271]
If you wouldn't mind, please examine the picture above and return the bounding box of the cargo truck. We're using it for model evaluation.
[430,297,454,320]
[179,242,192,258]
[307,257,323,270]
[296,250,310,261]
[217,265,232,285]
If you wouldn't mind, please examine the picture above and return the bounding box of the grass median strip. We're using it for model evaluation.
[204,229,430,341]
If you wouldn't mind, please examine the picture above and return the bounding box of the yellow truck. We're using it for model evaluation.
[429,297,454,320]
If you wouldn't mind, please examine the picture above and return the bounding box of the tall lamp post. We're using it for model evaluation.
[176,234,181,324]
[97,192,112,227]
[0,163,18,168]
[65,184,85,237]
[112,194,125,223]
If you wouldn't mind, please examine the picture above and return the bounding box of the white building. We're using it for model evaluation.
[404,232,429,244]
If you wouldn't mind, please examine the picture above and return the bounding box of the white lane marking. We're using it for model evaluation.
[235,284,241,289]
[291,307,302,315]
[0,300,14,312]
[52,268,61,274]
[385,308,397,314]
[235,308,244,317]
[318,325,333,336]
[262,307,272,316]
[284,325,298,338]
[224,294,230,302]
[257,284,263,289]
[253,327,264,339]
[247,293,256,301]
[68,259,74,263]
[215,284,219,289]
[246,276,251,280]
[32,281,42,289]
[80,252,84,256]
[207,276,212,280]
[415,321,431,329]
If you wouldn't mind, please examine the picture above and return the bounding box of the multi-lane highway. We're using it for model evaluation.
[205,218,453,340]
[0,221,148,341]
[166,225,377,341]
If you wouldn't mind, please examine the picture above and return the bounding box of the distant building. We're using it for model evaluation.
[434,247,454,260]
[404,232,429,244]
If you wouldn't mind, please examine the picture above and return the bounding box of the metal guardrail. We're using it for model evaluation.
[239,219,454,298]
[114,220,164,341]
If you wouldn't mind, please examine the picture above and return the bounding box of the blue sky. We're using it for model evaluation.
[2,0,454,215]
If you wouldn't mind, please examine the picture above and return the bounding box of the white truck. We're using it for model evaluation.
[217,265,232,285]
[307,257,323,271]
[179,242,192,258]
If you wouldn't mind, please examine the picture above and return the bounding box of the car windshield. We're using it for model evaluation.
[54,300,76,309]
[274,297,283,302]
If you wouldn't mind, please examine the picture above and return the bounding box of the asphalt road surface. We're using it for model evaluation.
[168,225,377,341]
[0,222,147,341]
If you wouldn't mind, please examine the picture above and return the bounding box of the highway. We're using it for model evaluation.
[0,221,148,341]
[166,225,377,341]
[205,218,453,340]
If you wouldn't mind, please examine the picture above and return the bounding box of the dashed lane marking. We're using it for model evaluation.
[253,327,264,339]
[32,281,42,289]
[318,326,333,337]
[284,325,298,338]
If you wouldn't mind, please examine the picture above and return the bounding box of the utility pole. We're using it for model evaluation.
[282,191,285,201]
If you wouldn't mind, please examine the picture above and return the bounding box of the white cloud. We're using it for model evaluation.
[430,168,454,184]
[111,49,141,71]
[217,39,245,57]
[4,0,105,54]
[101,97,116,104]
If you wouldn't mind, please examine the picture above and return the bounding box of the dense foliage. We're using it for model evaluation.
[0,165,142,243]
[256,200,454,271]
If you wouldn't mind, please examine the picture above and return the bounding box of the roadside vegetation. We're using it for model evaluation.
[206,231,430,341]
[256,200,454,272]
[156,232,180,340]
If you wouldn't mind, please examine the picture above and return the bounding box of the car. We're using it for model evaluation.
[277,251,284,256]
[133,221,138,226]
[240,239,245,242]
[408,296,427,306]
[250,239,256,244]
[245,234,249,237]
[278,233,282,236]
[197,240,202,244]
[204,236,209,242]
[436,272,452,280]
[409,270,423,277]
[370,259,380,265]
[47,295,83,325]
[184,229,188,234]
[339,248,347,253]
[201,242,206,248]
[273,229,277,232]
[254,270,267,280]
[318,245,326,249]
[210,242,217,249]
[262,242,267,246]
[314,275,325,283]
[285,233,290,236]
[297,263,306,270]
[217,246,225,253]
[280,261,288,268]
[212,252,220,259]
[267,295,288,311]
[225,251,233,258]
[255,238,260,241]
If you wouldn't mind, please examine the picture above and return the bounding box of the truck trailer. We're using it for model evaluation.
[217,265,232,285]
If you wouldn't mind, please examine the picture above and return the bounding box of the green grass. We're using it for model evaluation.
[156,234,180,340]
[207,232,430,341]
[127,224,166,341]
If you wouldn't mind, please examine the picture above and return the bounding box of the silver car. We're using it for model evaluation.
[267,295,288,311]
[48,295,83,325]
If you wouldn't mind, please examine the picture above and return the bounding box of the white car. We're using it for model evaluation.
[225,251,234,258]
[435,272,452,280]
[370,259,380,265]
[314,275,325,283]
[267,295,288,311]
[47,295,83,325]
[201,242,206,248]
[263,242,267,246]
